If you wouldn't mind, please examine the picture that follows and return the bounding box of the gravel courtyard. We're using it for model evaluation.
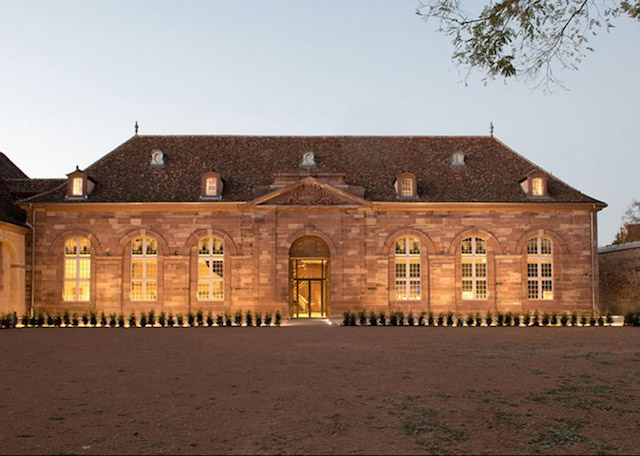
[1,326,639,455]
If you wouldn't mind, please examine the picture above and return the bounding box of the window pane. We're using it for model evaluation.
[131,281,143,301]
[65,259,77,279]
[212,237,224,255]
[475,260,487,278]
[532,178,543,196]
[401,178,412,195]
[409,259,420,278]
[146,238,158,255]
[198,239,210,255]
[395,239,406,255]
[206,177,217,196]
[78,259,91,279]
[540,238,552,255]
[527,261,538,278]
[131,238,143,255]
[542,281,553,300]
[146,260,157,278]
[78,239,91,256]
[72,177,83,196]
[145,281,157,301]
[65,239,77,255]
[527,238,538,255]
[528,280,539,299]
[395,280,407,300]
[63,281,76,301]
[198,259,210,278]
[476,280,487,299]
[541,261,552,278]
[461,260,472,278]
[197,280,210,300]
[475,238,487,255]
[461,238,472,255]
[132,260,143,279]
[462,280,473,299]
[409,280,420,299]
[212,281,223,300]
[408,238,420,255]
[78,281,90,301]
[395,260,406,278]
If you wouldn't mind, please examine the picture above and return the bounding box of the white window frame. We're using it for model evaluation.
[63,237,91,301]
[395,237,421,300]
[527,237,553,300]
[205,177,217,196]
[400,178,413,196]
[197,237,224,301]
[131,236,158,301]
[461,237,488,300]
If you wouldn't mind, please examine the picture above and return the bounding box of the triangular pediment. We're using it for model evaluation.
[250,177,369,206]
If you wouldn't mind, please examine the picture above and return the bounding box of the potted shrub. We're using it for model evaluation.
[215,313,224,327]
[379,311,387,326]
[389,312,398,326]
[485,312,493,327]
[72,313,80,327]
[446,312,454,327]
[158,311,166,327]
[407,311,415,326]
[128,312,137,327]
[606,312,613,325]
[54,312,62,327]
[418,311,426,326]
[63,310,71,326]
[570,312,578,326]
[224,313,232,326]
[264,312,272,326]
[398,312,405,326]
[206,311,214,327]
[234,310,243,326]
[20,314,29,327]
[99,312,107,327]
[358,310,367,326]
[505,312,513,326]
[176,314,184,327]
[436,313,444,326]
[428,312,435,327]
[109,313,117,327]
[523,312,531,326]
[167,313,175,327]
[90,311,97,327]
[139,312,148,328]
[456,314,463,327]
[475,313,482,327]
[46,313,54,327]
[541,312,550,326]
[246,310,253,327]
[117,313,125,328]
[496,312,504,327]
[196,309,204,327]
[82,312,89,326]
[275,310,281,326]
[597,314,604,326]
[187,312,195,327]
[369,311,378,326]
[343,310,351,326]
[148,310,156,327]
[465,314,474,327]
[560,313,569,326]
[255,313,262,327]
[550,312,558,326]
[532,311,540,327]
[580,314,588,326]
[513,313,521,327]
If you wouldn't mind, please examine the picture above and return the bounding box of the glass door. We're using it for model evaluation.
[290,259,328,318]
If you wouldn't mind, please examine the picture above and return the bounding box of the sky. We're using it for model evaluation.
[0,0,638,245]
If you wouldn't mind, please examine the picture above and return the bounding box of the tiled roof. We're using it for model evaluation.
[0,152,28,179]
[22,135,604,205]
[0,179,26,225]
[4,178,66,199]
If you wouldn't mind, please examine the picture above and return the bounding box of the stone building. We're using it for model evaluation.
[2,135,606,318]
[599,242,640,314]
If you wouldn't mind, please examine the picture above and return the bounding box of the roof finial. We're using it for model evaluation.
[134,121,139,136]
[489,122,494,137]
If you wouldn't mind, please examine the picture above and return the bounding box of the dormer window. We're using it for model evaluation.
[201,171,222,200]
[452,152,465,167]
[521,170,548,198]
[150,149,165,167]
[66,166,94,200]
[394,172,417,198]
[301,151,316,169]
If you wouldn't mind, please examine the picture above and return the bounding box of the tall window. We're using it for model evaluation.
[205,177,217,196]
[72,177,83,196]
[197,237,224,300]
[527,237,553,299]
[131,237,157,301]
[401,178,413,196]
[461,237,487,300]
[63,237,90,301]
[395,237,421,300]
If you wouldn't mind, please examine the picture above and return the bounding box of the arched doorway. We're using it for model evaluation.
[289,236,330,318]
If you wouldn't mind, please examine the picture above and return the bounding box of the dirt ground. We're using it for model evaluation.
[0,326,639,455]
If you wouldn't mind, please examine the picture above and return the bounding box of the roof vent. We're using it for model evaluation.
[150,149,165,167]
[301,151,316,169]
[451,152,465,167]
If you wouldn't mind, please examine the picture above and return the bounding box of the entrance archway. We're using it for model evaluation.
[289,236,329,318]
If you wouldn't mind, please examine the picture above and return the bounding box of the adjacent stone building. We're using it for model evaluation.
[2,135,606,318]
[599,242,640,314]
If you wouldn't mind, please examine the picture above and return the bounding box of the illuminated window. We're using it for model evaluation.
[63,237,90,301]
[197,237,224,301]
[400,178,413,196]
[395,237,421,300]
[72,178,83,196]
[527,237,553,300]
[532,178,543,196]
[205,177,217,196]
[131,236,158,301]
[461,237,487,300]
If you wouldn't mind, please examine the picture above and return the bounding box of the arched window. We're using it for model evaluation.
[395,237,421,300]
[461,237,487,300]
[527,237,553,300]
[63,237,91,301]
[131,237,157,301]
[197,237,224,301]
